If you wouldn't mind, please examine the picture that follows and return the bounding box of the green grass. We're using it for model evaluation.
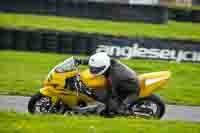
[0,112,200,133]
[0,13,200,41]
[1,51,200,106]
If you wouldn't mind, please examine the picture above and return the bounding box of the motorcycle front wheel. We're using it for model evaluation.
[130,94,165,119]
[28,93,66,114]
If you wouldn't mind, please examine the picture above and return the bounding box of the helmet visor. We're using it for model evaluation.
[90,66,106,75]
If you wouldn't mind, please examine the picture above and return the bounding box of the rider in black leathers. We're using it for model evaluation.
[75,53,140,115]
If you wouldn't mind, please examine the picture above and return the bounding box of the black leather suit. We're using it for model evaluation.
[76,58,140,114]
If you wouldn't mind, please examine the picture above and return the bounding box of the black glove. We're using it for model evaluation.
[81,86,96,98]
[74,58,89,66]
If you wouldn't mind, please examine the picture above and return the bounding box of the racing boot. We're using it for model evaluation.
[117,94,139,116]
[101,98,119,117]
[123,94,138,107]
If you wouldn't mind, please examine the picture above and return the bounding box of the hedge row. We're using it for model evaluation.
[169,7,200,22]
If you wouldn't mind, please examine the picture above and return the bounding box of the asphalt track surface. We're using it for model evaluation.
[0,95,200,122]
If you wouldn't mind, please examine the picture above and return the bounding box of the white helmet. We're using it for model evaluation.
[89,52,111,76]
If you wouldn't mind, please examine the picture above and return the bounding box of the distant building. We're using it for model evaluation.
[88,0,159,5]
[192,0,200,5]
[176,0,192,5]
[87,0,129,4]
[87,0,199,6]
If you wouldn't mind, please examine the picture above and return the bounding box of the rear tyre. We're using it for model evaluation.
[130,94,165,119]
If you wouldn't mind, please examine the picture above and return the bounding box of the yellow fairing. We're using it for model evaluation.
[41,70,93,108]
[45,70,78,88]
[80,69,108,90]
[40,68,170,108]
[138,71,171,97]
[40,87,94,108]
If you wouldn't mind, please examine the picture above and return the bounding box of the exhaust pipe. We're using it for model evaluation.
[73,102,105,114]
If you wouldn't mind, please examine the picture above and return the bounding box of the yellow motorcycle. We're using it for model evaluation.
[28,57,171,119]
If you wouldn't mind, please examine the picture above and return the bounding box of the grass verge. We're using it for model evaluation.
[1,51,200,106]
[0,112,200,133]
[0,12,200,41]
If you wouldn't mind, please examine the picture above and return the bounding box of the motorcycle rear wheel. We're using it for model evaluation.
[130,94,165,119]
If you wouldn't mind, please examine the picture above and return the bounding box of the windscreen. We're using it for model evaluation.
[55,57,77,73]
[46,57,77,80]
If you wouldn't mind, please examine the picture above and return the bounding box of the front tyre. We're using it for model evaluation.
[130,94,165,119]
[28,93,52,114]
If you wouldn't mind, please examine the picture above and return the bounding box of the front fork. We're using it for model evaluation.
[40,87,64,112]
[48,98,66,113]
